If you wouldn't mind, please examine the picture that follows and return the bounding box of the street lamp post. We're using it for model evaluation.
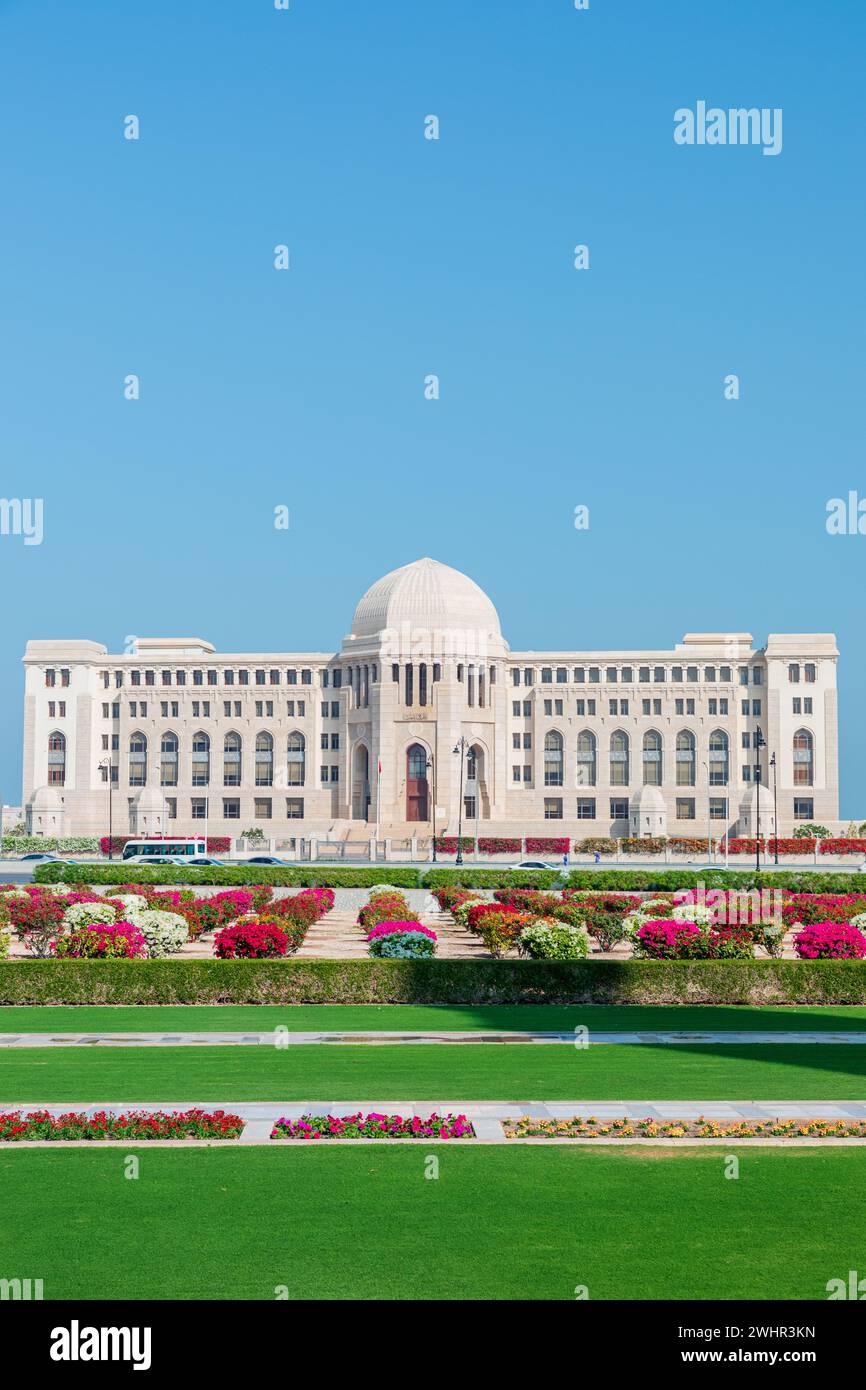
[427,755,437,863]
[98,758,114,860]
[754,726,766,876]
[453,737,470,867]
[770,751,779,864]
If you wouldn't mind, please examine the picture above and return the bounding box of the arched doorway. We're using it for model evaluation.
[406,743,429,821]
[352,744,371,820]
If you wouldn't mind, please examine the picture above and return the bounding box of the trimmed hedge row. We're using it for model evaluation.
[2,958,866,1005]
[32,864,419,889]
[564,869,860,893]
[29,863,861,893]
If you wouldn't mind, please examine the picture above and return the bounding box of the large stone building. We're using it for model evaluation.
[22,557,839,842]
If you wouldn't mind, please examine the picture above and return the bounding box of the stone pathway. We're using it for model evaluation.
[4,1029,866,1048]
[294,907,487,959]
[4,1099,866,1145]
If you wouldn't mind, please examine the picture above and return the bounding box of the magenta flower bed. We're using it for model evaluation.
[0,1108,244,1141]
[213,921,289,959]
[270,1112,474,1140]
[52,922,147,959]
[793,922,866,959]
[635,919,701,959]
[365,920,437,943]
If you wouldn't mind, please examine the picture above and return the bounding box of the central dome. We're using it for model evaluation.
[349,558,502,643]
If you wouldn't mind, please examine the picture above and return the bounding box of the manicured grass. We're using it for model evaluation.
[0,1145,860,1299]
[4,1002,866,1033]
[2,1043,865,1100]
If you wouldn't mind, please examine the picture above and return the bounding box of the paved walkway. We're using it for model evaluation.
[4,1029,866,1047]
[4,1099,866,1145]
[294,908,487,959]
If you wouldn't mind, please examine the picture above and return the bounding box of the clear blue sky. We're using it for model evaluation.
[0,0,863,811]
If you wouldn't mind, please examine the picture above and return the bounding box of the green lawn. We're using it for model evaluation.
[4,1002,866,1033]
[2,1043,865,1100]
[0,1145,859,1299]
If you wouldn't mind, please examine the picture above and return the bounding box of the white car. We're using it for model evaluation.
[511,859,558,871]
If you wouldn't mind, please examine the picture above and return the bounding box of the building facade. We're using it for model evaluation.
[22,557,840,841]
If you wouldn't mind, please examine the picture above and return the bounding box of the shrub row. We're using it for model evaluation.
[33,864,419,889]
[3,958,866,1004]
[31,863,862,894]
[563,869,861,893]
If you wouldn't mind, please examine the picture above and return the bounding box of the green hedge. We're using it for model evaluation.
[422,868,562,890]
[2,958,866,1005]
[564,868,860,893]
[31,864,420,889]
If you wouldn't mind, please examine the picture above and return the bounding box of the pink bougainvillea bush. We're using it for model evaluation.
[793,922,866,959]
[213,920,290,959]
[270,1112,474,1140]
[365,920,437,943]
[781,894,866,927]
[52,922,147,959]
[634,919,756,960]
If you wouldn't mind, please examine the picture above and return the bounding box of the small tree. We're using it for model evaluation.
[241,826,266,846]
[792,823,830,840]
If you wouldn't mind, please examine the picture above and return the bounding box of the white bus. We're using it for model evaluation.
[121,838,207,862]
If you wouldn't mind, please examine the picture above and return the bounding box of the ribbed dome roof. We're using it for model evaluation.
[350,558,502,642]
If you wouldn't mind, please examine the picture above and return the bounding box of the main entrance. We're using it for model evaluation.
[352,744,371,820]
[406,743,429,821]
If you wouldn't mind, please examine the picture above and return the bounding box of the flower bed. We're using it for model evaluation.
[504,1115,866,1141]
[793,922,866,960]
[366,921,437,959]
[357,890,412,929]
[213,919,291,959]
[53,922,147,960]
[270,1111,473,1140]
[820,838,866,855]
[525,837,570,854]
[0,1108,244,1141]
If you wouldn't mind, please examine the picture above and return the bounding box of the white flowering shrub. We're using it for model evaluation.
[670,903,715,927]
[127,908,189,958]
[62,901,118,931]
[850,913,866,931]
[111,894,149,916]
[519,918,589,961]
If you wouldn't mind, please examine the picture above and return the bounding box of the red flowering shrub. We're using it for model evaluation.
[433,837,475,855]
[477,837,522,854]
[525,837,570,854]
[667,837,713,854]
[475,909,532,957]
[358,891,411,928]
[8,892,66,957]
[781,894,866,927]
[820,839,866,855]
[433,886,477,912]
[466,901,519,933]
[561,891,643,916]
[213,920,290,958]
[53,922,147,959]
[793,922,866,959]
[769,838,816,854]
[621,837,666,855]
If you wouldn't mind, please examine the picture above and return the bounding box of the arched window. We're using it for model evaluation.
[544,730,564,786]
[255,731,274,786]
[223,732,242,787]
[642,730,663,785]
[160,731,178,787]
[192,731,210,787]
[128,732,147,787]
[577,730,597,787]
[407,743,427,780]
[793,728,814,786]
[709,729,729,786]
[675,730,696,786]
[47,730,66,786]
[287,732,305,786]
[610,730,629,786]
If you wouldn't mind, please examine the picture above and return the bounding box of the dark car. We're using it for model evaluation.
[245,856,288,866]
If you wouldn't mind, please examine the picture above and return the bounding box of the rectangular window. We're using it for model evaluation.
[708,698,717,715]
[622,666,633,682]
[522,766,532,783]
[254,798,272,819]
[704,666,716,682]
[286,797,304,818]
[642,700,650,716]
[741,700,749,716]
[523,700,531,716]
[752,700,761,716]
[742,765,751,782]
[610,798,628,820]
[191,798,206,819]
[794,797,814,820]
[686,699,694,715]
[675,699,684,715]
[653,700,661,716]
[512,765,521,782]
[719,699,728,715]
[752,667,763,685]
[587,699,596,715]
[804,664,816,683]
[543,798,563,820]
[544,699,553,715]
[676,797,696,820]
[709,797,727,820]
[606,667,617,683]
[793,697,801,714]
[576,797,596,819]
[512,732,521,749]
[512,701,521,716]
[804,697,813,714]
[789,664,800,683]
[223,798,240,819]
